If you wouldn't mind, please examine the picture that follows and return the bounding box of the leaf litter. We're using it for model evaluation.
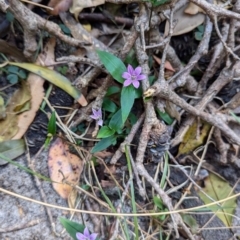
[1,0,240,239]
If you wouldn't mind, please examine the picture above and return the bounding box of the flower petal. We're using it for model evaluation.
[90,114,98,120]
[92,108,98,117]
[127,64,134,75]
[76,232,86,240]
[122,72,131,79]
[134,66,142,76]
[136,74,145,81]
[97,119,103,126]
[123,79,132,87]
[132,80,140,88]
[96,108,102,118]
[90,233,98,240]
[83,227,90,237]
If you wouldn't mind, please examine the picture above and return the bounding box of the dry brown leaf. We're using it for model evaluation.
[48,138,83,199]
[70,0,105,20]
[48,0,73,15]
[164,5,205,36]
[0,81,31,141]
[153,55,176,72]
[12,38,56,140]
[184,2,205,15]
[68,188,78,212]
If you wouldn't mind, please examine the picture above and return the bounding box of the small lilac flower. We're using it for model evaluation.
[122,64,146,89]
[90,108,103,126]
[76,227,98,240]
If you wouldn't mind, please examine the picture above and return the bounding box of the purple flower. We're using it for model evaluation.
[76,227,98,240]
[122,64,146,89]
[90,108,103,126]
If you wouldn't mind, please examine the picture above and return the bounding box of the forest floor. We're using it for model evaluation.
[1,0,240,239]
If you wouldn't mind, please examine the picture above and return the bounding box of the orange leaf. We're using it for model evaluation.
[48,0,73,15]
[153,55,176,72]
[48,138,83,199]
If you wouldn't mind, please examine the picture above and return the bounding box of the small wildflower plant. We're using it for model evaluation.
[60,217,99,240]
[76,227,98,240]
[90,108,103,126]
[89,50,146,153]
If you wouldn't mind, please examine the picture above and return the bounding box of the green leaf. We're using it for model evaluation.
[96,50,126,83]
[0,139,25,166]
[124,49,138,67]
[197,25,205,32]
[153,196,167,221]
[121,85,135,123]
[151,0,171,7]
[91,135,116,153]
[156,109,174,125]
[57,66,68,75]
[7,62,87,106]
[198,173,237,227]
[18,70,27,79]
[153,196,164,210]
[195,31,203,41]
[129,113,137,126]
[149,75,156,85]
[7,74,18,84]
[97,126,115,138]
[181,214,198,234]
[102,98,118,113]
[48,111,56,135]
[106,86,120,96]
[134,87,143,99]
[7,65,19,74]
[6,11,14,22]
[59,24,71,35]
[60,217,85,240]
[109,109,124,132]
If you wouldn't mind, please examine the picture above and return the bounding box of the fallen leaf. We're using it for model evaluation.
[12,38,56,140]
[48,0,73,15]
[13,81,31,113]
[153,55,176,72]
[48,138,83,199]
[198,173,237,227]
[0,81,31,141]
[165,101,180,122]
[8,61,87,106]
[164,5,205,36]
[181,214,199,234]
[0,139,25,165]
[178,120,211,156]
[70,0,105,20]
[184,2,204,15]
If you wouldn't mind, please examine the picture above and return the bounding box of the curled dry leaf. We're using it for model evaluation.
[12,38,56,140]
[48,0,73,15]
[48,137,83,199]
